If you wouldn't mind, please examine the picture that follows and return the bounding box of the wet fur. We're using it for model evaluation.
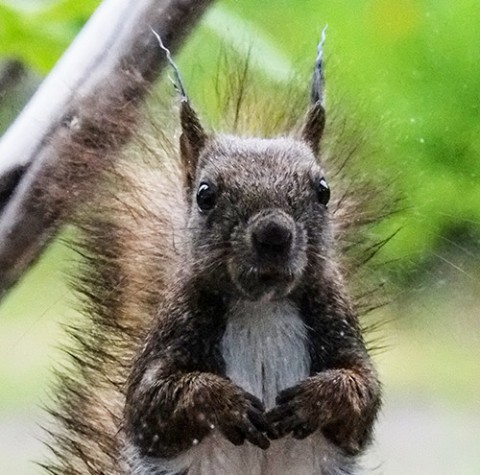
[43,57,388,475]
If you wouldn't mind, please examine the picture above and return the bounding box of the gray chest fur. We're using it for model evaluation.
[221,299,310,408]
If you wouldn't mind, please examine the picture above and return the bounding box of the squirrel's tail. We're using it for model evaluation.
[43,113,187,474]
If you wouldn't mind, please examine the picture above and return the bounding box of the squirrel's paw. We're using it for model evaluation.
[173,379,270,452]
[129,378,269,458]
[266,370,378,455]
[215,391,270,450]
[265,381,319,441]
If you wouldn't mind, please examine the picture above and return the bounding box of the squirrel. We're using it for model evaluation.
[44,32,383,475]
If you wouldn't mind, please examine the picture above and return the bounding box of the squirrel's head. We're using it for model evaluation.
[179,92,330,301]
[177,33,330,301]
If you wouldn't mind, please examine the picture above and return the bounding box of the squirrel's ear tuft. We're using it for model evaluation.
[301,27,327,156]
[151,30,207,188]
[180,101,207,188]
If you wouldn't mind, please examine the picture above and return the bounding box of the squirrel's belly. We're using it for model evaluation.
[184,431,355,475]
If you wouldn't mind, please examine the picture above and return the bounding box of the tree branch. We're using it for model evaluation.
[0,0,214,301]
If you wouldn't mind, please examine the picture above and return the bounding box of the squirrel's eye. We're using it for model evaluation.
[197,182,217,212]
[316,178,330,206]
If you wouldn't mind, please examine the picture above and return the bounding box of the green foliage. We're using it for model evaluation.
[189,0,480,274]
[0,0,100,72]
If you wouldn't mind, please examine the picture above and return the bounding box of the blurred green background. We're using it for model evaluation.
[0,0,479,474]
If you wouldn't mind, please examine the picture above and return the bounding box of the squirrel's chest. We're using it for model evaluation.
[159,301,348,475]
[221,300,310,408]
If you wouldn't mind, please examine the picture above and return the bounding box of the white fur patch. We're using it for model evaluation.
[222,299,310,408]
[127,299,356,475]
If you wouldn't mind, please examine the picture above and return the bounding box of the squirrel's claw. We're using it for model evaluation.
[219,410,270,450]
[266,383,319,440]
[216,389,270,450]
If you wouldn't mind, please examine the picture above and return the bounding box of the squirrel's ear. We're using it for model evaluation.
[180,101,207,188]
[301,28,327,156]
[150,30,207,188]
[302,103,326,156]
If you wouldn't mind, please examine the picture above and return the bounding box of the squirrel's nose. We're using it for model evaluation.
[252,217,294,255]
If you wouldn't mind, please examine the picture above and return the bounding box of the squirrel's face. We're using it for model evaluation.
[187,136,332,301]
